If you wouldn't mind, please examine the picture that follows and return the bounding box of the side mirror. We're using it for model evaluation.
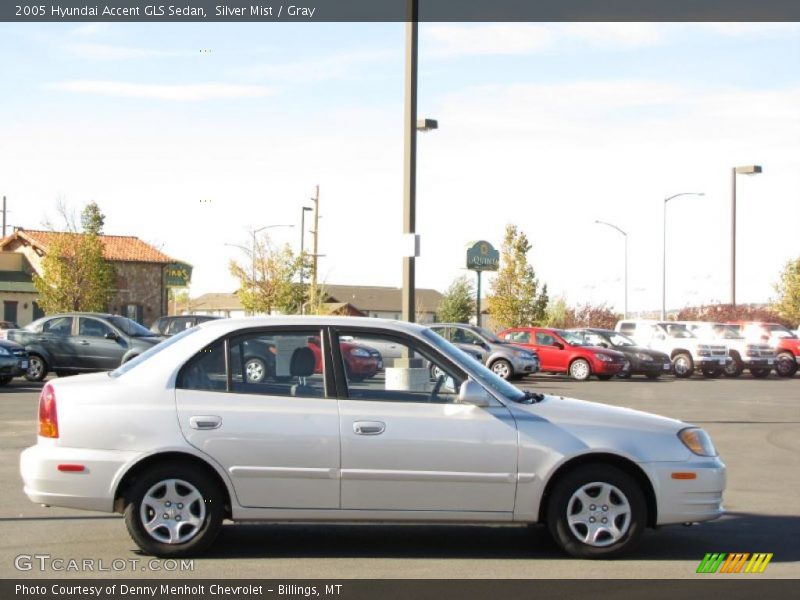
[105,332,118,340]
[553,341,564,349]
[458,379,493,407]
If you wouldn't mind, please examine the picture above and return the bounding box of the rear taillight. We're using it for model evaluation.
[38,383,58,438]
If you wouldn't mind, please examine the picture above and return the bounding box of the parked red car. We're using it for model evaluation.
[498,327,628,381]
[307,336,382,381]
[726,321,800,377]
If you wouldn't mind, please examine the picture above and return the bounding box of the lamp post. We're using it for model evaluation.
[731,165,762,307]
[594,220,628,319]
[401,0,438,323]
[662,192,704,320]
[299,206,313,313]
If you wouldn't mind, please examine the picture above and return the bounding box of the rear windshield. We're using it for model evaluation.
[108,316,158,337]
[110,327,198,378]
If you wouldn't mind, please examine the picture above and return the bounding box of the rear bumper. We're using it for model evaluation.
[20,443,141,513]
[643,457,726,525]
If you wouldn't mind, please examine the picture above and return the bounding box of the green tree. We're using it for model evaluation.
[230,234,308,315]
[774,257,800,326]
[487,225,549,328]
[33,203,116,313]
[545,296,574,328]
[437,276,476,323]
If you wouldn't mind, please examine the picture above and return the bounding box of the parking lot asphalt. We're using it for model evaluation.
[0,374,798,579]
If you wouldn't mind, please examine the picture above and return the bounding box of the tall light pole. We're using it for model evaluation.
[731,165,762,307]
[299,206,313,313]
[662,192,704,320]
[594,220,628,318]
[402,0,438,323]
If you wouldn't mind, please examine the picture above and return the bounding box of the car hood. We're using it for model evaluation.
[508,394,692,462]
[131,336,164,347]
[585,347,626,359]
[612,346,670,359]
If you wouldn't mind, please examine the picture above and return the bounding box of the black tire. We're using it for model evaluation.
[546,463,647,559]
[702,368,723,378]
[490,359,514,381]
[750,368,771,379]
[645,373,661,380]
[123,462,225,558]
[724,354,744,378]
[25,354,48,382]
[0,376,12,386]
[568,358,591,381]
[671,352,694,378]
[597,374,613,381]
[775,352,798,378]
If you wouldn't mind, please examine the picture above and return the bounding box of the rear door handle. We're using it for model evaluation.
[189,415,222,430]
[353,421,385,435]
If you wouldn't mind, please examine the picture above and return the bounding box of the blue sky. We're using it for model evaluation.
[1,22,798,313]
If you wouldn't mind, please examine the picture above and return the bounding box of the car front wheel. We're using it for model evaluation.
[25,355,47,382]
[124,463,225,557]
[490,359,513,380]
[244,357,267,383]
[569,359,591,381]
[672,353,694,378]
[546,464,646,558]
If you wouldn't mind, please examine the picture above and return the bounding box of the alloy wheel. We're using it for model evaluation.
[139,479,206,545]
[566,482,631,547]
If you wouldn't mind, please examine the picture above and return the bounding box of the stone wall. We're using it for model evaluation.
[108,262,166,325]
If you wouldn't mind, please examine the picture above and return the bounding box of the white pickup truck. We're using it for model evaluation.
[615,320,730,378]
[676,321,775,378]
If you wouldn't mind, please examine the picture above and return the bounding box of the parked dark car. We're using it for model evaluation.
[0,338,28,385]
[150,314,221,337]
[570,328,672,379]
[0,320,19,340]
[7,313,165,381]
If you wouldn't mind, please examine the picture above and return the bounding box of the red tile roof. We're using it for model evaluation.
[0,229,175,264]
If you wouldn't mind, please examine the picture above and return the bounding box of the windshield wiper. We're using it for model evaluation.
[515,390,545,404]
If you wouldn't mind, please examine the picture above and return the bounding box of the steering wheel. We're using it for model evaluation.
[429,374,446,402]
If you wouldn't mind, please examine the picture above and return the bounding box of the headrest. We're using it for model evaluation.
[290,347,316,378]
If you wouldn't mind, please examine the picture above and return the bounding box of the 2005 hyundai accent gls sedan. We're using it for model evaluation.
[20,317,726,558]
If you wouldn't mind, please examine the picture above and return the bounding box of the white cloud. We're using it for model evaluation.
[45,80,278,101]
[63,42,176,60]
[69,23,112,37]
[699,23,800,37]
[423,24,555,58]
[560,23,664,48]
[236,49,397,83]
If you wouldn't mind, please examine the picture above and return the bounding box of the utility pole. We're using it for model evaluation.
[2,196,6,238]
[309,185,320,311]
[402,0,419,323]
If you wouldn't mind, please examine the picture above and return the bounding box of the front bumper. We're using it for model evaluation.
[0,355,28,377]
[511,356,539,375]
[643,457,726,525]
[625,359,672,375]
[742,357,775,368]
[594,361,626,374]
[693,356,731,368]
[20,442,141,513]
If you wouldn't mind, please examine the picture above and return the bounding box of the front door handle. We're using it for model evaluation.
[189,415,222,430]
[353,421,385,435]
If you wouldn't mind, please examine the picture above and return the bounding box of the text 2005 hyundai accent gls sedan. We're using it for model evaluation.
[21,317,725,558]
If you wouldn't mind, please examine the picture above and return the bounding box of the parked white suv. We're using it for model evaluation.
[615,320,730,378]
[676,321,775,378]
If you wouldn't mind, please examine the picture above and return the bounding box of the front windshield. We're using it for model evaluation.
[474,326,501,344]
[662,324,695,339]
[554,329,586,346]
[607,332,636,346]
[110,327,198,378]
[421,329,525,402]
[108,316,157,337]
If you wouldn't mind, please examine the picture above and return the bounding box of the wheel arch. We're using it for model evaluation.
[670,348,691,360]
[537,453,657,528]
[113,451,234,519]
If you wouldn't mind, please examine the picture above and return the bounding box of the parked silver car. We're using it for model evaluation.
[429,323,539,380]
[21,317,725,559]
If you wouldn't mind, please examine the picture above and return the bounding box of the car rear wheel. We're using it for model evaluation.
[775,352,798,377]
[490,359,513,380]
[750,368,771,378]
[546,464,646,558]
[671,353,694,378]
[244,357,267,383]
[124,462,225,557]
[25,354,47,382]
[569,359,591,381]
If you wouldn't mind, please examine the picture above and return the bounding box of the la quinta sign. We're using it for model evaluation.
[466,240,499,272]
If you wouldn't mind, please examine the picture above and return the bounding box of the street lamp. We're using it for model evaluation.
[731,165,762,306]
[662,192,704,320]
[401,0,438,323]
[594,220,628,319]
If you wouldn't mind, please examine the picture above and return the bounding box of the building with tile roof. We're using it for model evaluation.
[0,228,186,326]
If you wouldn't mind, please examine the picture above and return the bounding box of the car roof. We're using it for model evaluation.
[195,315,429,336]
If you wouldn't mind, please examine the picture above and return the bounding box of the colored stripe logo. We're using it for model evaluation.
[697,553,773,574]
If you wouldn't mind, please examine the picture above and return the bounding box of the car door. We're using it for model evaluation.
[532,330,566,372]
[333,328,519,513]
[175,327,341,509]
[75,317,128,370]
[40,316,76,368]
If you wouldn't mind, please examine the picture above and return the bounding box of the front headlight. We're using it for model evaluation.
[0,346,10,356]
[678,427,718,457]
[595,353,612,362]
[634,352,653,361]
[350,348,371,358]
[512,350,533,360]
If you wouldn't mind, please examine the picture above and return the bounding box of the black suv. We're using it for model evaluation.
[8,313,165,381]
[151,315,221,337]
